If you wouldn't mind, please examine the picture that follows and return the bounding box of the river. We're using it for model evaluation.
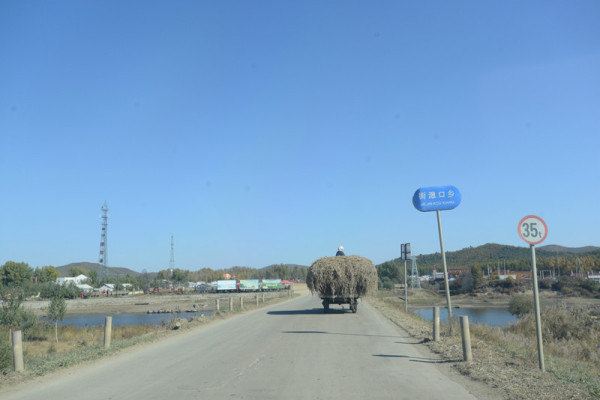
[44,311,215,327]
[412,306,517,327]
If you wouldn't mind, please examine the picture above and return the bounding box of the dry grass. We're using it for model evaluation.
[306,256,378,298]
[508,305,600,365]
[22,325,159,358]
[369,293,600,400]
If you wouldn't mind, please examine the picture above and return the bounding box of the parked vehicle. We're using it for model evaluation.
[239,279,260,291]
[216,280,237,292]
[195,283,214,293]
[261,279,283,291]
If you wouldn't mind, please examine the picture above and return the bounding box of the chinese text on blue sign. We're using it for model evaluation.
[412,185,461,212]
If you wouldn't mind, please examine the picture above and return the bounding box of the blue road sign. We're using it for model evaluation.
[413,185,461,212]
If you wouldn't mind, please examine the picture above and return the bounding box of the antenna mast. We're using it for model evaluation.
[99,202,109,280]
[169,234,175,270]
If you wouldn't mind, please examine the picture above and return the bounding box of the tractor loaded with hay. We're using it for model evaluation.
[306,255,378,313]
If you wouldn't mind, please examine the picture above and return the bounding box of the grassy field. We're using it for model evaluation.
[1,290,298,387]
[370,291,600,400]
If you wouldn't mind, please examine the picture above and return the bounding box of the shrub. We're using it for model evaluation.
[552,276,600,298]
[379,277,394,290]
[509,294,532,317]
[538,278,553,290]
[0,287,38,335]
[510,304,600,342]
[0,338,11,373]
[48,295,67,342]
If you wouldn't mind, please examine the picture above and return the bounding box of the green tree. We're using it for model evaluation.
[377,261,403,284]
[88,270,98,286]
[0,261,33,287]
[0,287,37,335]
[69,266,86,277]
[48,294,66,342]
[172,269,190,283]
[509,294,532,317]
[34,266,59,283]
[471,265,484,291]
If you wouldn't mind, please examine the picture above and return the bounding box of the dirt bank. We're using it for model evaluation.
[24,286,302,316]
[369,293,599,400]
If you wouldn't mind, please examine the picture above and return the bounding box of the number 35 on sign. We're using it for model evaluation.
[518,215,548,245]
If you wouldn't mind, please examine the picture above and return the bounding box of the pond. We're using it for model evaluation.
[412,307,517,327]
[43,311,215,328]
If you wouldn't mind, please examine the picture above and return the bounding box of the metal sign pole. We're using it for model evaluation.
[404,259,408,312]
[436,210,452,319]
[530,244,545,372]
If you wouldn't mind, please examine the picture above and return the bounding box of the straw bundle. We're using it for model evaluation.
[306,256,378,298]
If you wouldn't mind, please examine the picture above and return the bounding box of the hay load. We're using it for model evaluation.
[306,255,378,299]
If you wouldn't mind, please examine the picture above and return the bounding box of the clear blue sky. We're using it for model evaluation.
[1,1,599,271]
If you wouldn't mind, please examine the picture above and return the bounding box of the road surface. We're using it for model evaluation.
[3,295,480,400]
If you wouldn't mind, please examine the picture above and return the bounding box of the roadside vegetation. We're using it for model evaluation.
[377,243,600,299]
[371,291,600,400]
[0,260,308,300]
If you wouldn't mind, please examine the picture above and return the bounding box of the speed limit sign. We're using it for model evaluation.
[518,215,548,245]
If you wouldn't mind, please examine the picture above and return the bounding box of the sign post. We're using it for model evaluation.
[518,214,548,372]
[401,243,411,312]
[413,185,461,323]
[435,209,452,319]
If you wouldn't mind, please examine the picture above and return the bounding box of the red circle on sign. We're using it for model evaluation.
[517,215,548,245]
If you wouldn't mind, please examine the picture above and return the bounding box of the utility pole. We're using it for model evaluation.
[169,234,175,270]
[410,256,421,289]
[98,202,109,281]
[401,243,411,312]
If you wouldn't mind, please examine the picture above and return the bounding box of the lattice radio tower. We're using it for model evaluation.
[169,234,175,270]
[410,256,421,289]
[98,202,109,279]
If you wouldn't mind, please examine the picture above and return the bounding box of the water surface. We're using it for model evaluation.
[412,307,517,327]
[43,311,214,327]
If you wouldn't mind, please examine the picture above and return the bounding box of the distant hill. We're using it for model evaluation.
[538,245,600,254]
[57,262,140,277]
[377,243,600,273]
[261,263,307,270]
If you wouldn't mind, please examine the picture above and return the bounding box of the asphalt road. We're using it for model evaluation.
[4,295,479,400]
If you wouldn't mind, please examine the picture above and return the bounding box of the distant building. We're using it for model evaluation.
[76,284,94,293]
[497,274,517,281]
[431,270,445,281]
[588,273,600,283]
[56,274,89,286]
[99,283,115,293]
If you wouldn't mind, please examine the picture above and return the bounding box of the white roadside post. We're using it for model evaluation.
[433,306,440,342]
[103,316,112,349]
[518,215,548,372]
[11,330,24,372]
